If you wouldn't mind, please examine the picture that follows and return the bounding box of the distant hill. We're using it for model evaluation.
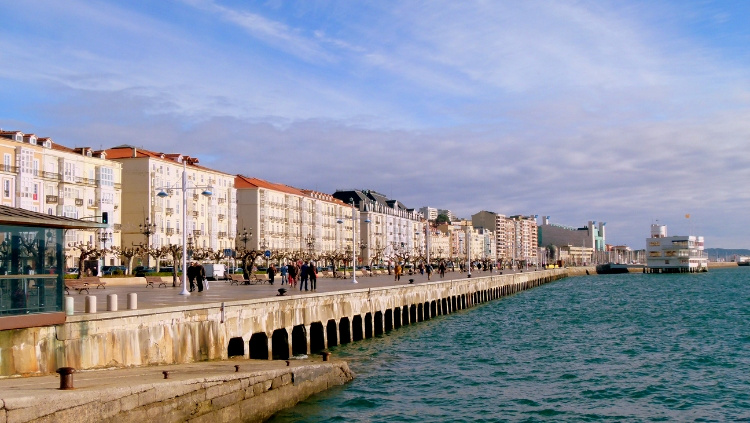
[704,248,750,261]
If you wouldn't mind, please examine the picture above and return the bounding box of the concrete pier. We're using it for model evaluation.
[0,269,566,378]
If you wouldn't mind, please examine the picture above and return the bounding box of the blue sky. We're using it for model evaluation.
[2,0,750,248]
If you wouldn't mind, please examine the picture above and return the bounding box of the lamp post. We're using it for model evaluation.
[139,217,156,267]
[156,159,213,296]
[305,234,315,259]
[349,198,358,284]
[239,228,251,250]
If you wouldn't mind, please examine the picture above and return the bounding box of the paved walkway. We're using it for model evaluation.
[68,269,524,313]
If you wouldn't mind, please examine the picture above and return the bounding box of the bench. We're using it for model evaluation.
[228,273,249,285]
[145,276,168,288]
[64,277,106,295]
[251,273,270,284]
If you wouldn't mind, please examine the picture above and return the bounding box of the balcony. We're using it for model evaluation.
[46,195,58,204]
[0,165,18,174]
[193,194,199,201]
[217,198,225,204]
[218,231,227,238]
[193,230,202,236]
[192,211,199,217]
[218,214,225,221]
[165,228,175,235]
[165,208,174,216]
[75,198,84,206]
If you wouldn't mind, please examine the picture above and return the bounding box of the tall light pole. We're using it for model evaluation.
[139,216,156,268]
[349,197,358,284]
[156,159,212,296]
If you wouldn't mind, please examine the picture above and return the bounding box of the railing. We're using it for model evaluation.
[218,214,225,221]
[192,211,199,217]
[165,208,174,215]
[217,198,225,204]
[193,230,202,236]
[75,198,84,206]
[113,223,122,231]
[218,231,227,238]
[75,177,97,186]
[193,194,199,201]
[46,195,58,203]
[165,228,175,235]
[0,165,18,173]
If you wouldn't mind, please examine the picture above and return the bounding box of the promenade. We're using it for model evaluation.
[67,268,521,313]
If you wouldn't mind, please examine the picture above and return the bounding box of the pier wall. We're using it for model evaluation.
[0,269,566,378]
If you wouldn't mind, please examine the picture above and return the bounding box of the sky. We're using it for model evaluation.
[1,0,750,249]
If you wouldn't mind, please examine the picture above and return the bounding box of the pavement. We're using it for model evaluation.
[66,269,515,313]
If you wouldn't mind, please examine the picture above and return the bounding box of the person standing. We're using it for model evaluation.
[439,261,446,278]
[288,263,297,287]
[309,261,317,291]
[394,263,402,281]
[300,262,309,291]
[196,263,206,292]
[426,263,433,280]
[267,264,276,285]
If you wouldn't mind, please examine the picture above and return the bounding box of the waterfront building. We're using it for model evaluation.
[333,189,423,267]
[472,211,537,267]
[234,176,355,259]
[1,130,122,269]
[538,216,606,253]
[105,146,236,268]
[646,224,708,273]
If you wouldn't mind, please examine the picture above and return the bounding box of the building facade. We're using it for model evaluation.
[646,224,707,272]
[1,130,122,268]
[105,146,236,267]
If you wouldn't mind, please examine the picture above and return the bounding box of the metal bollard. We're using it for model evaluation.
[107,294,118,312]
[235,365,240,372]
[322,352,331,361]
[84,295,96,313]
[57,367,75,390]
[162,371,170,379]
[127,293,137,310]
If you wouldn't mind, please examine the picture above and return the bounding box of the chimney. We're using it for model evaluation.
[132,147,137,158]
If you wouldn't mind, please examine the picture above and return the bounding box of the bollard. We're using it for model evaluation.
[107,294,118,312]
[84,295,96,314]
[65,296,74,316]
[235,365,240,372]
[286,360,290,366]
[127,293,137,310]
[408,279,414,284]
[322,352,331,362]
[57,367,75,390]
[162,371,170,379]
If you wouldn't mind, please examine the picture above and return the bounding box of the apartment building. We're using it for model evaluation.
[105,146,236,257]
[1,130,122,268]
[235,176,356,257]
[472,211,536,265]
[538,216,606,251]
[646,224,707,273]
[332,189,423,266]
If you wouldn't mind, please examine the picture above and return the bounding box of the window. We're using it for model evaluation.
[3,180,9,198]
[3,154,10,171]
[64,162,76,182]
[98,167,114,187]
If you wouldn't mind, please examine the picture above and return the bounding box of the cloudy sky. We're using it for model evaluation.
[2,1,749,248]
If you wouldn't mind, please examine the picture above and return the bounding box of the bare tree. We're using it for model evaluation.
[163,243,184,287]
[112,246,140,275]
[68,242,104,279]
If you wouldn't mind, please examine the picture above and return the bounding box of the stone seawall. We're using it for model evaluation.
[0,269,566,378]
[0,361,353,423]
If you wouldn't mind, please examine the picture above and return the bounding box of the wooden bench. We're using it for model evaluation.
[145,276,168,288]
[228,273,249,285]
[64,277,106,295]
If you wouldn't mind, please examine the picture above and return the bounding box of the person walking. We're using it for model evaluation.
[280,264,288,285]
[196,263,206,292]
[309,261,317,291]
[267,264,276,285]
[394,263,402,281]
[439,261,446,278]
[187,262,197,292]
[288,263,297,287]
[426,263,433,280]
[300,262,309,291]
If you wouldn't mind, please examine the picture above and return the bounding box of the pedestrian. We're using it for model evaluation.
[309,261,317,291]
[394,263,402,281]
[267,264,276,285]
[426,263,433,280]
[438,261,446,278]
[187,262,197,292]
[300,262,309,291]
[196,263,206,292]
[419,263,424,275]
[280,264,288,285]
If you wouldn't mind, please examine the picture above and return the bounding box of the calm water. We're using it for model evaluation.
[270,268,750,422]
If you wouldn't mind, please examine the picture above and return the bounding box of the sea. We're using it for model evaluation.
[269,267,750,422]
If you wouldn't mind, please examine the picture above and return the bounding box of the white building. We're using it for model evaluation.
[646,224,707,273]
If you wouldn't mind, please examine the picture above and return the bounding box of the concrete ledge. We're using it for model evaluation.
[0,361,353,423]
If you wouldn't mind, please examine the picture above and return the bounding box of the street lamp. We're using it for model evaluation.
[139,217,156,267]
[305,234,315,258]
[156,159,213,296]
[239,228,251,250]
[349,198,358,284]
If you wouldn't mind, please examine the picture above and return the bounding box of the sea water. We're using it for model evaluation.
[269,268,750,422]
